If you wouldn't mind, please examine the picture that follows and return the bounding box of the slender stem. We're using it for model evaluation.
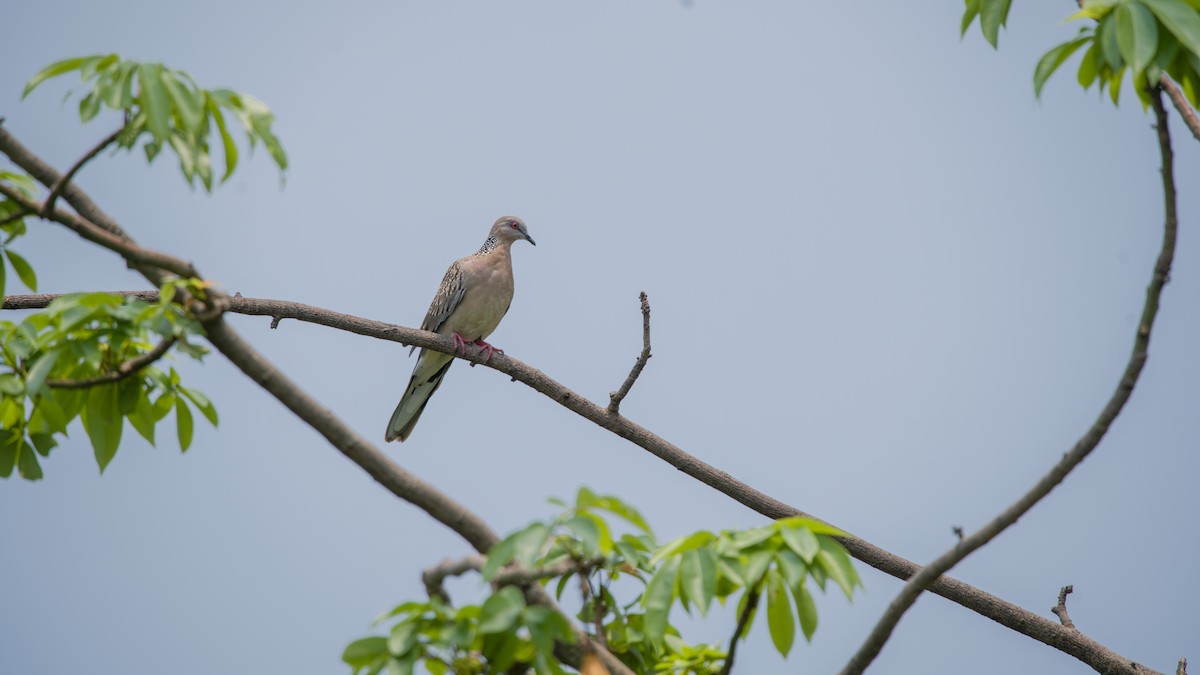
[836,86,1178,675]
[41,126,123,217]
[718,579,764,675]
[1052,585,1076,630]
[608,291,652,414]
[46,336,176,388]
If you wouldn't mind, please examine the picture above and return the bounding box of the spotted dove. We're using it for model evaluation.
[385,216,536,442]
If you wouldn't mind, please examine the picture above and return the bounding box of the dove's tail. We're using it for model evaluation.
[385,352,454,442]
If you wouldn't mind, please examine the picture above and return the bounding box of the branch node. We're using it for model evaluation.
[952,525,964,541]
[1051,585,1076,630]
[270,316,282,330]
[607,291,652,415]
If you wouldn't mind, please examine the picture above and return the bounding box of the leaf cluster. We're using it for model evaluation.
[23,54,287,190]
[0,171,40,297]
[0,284,217,479]
[344,489,861,674]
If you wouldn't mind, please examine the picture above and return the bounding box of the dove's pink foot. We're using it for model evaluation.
[473,338,504,363]
[451,332,471,356]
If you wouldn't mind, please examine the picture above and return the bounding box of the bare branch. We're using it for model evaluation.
[835,86,1178,675]
[42,126,123,217]
[0,288,1161,675]
[0,119,1164,674]
[1179,657,1188,675]
[0,183,198,281]
[1052,585,1076,630]
[718,579,763,675]
[1161,77,1200,143]
[608,291,652,415]
[45,336,176,389]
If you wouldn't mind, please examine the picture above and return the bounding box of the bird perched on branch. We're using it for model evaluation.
[385,216,536,442]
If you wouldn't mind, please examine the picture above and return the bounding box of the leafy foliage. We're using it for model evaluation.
[965,0,1200,107]
[0,171,40,297]
[22,54,287,190]
[345,490,861,674]
[0,282,217,480]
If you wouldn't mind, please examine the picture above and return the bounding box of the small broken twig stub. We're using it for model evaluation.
[1052,585,1076,630]
[608,291,652,415]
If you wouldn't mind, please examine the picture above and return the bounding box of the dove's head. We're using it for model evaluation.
[491,216,536,246]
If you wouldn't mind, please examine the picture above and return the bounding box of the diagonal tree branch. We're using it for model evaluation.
[41,125,123,218]
[1161,76,1200,143]
[835,85,1179,675]
[0,124,1167,674]
[1,287,1161,675]
[45,335,176,388]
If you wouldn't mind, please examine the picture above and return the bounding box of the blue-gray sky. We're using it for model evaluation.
[1,2,1196,673]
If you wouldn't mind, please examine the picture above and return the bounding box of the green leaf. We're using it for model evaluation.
[129,395,157,445]
[774,549,808,592]
[961,0,981,37]
[1035,37,1092,97]
[0,373,22,396]
[138,63,171,143]
[1117,2,1160,78]
[23,55,94,98]
[793,582,818,642]
[25,348,61,395]
[179,386,218,425]
[779,522,821,564]
[387,621,418,657]
[29,432,57,457]
[679,549,716,616]
[0,246,6,299]
[765,570,795,657]
[1100,14,1127,69]
[343,636,389,668]
[85,384,123,472]
[576,487,654,535]
[176,397,194,451]
[479,586,526,634]
[1142,0,1200,60]
[16,440,43,480]
[206,96,239,183]
[642,557,679,648]
[651,530,715,565]
[562,514,603,555]
[1078,41,1103,87]
[980,0,1013,48]
[159,70,205,136]
[0,431,17,478]
[1110,65,1127,104]
[5,249,37,292]
[815,539,860,600]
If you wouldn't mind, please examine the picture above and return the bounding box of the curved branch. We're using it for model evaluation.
[41,126,123,217]
[0,183,197,280]
[0,124,1163,674]
[1161,76,1200,143]
[718,579,764,675]
[46,336,176,388]
[2,287,1156,675]
[1053,585,1076,630]
[836,85,1178,675]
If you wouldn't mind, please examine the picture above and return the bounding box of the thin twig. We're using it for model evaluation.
[718,579,763,675]
[607,291,652,415]
[0,183,198,280]
[1161,77,1200,143]
[42,126,123,217]
[46,336,176,389]
[0,207,30,228]
[1052,585,1076,630]
[1178,657,1188,675]
[0,288,1163,675]
[835,86,1178,675]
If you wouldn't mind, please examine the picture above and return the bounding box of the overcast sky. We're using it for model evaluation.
[1,2,1196,674]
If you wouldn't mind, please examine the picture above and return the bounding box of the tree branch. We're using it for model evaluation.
[0,183,198,280]
[718,579,763,675]
[608,291,652,415]
[1161,77,1200,143]
[836,85,1179,675]
[1052,585,1076,630]
[41,126,123,218]
[0,288,1159,675]
[45,336,176,388]
[0,120,1165,674]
